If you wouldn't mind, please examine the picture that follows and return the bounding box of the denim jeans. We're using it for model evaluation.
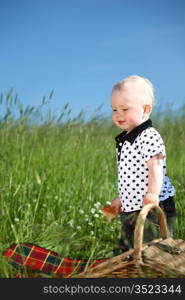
[119,197,176,252]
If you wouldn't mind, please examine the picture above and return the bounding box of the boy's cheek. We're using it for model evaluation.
[112,115,117,124]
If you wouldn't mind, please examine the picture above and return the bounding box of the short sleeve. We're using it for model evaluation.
[140,128,166,162]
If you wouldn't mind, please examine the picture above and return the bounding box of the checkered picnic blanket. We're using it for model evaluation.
[3,243,108,277]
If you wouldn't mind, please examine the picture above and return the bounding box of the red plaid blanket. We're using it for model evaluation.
[3,243,108,277]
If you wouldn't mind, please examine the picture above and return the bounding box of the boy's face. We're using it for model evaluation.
[111,87,148,132]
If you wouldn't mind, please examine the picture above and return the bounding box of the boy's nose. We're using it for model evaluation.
[116,111,123,117]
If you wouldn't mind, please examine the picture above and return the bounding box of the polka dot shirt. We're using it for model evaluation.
[115,119,175,213]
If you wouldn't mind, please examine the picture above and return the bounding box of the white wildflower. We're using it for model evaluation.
[68,220,74,227]
[94,214,99,218]
[79,209,84,214]
[94,202,101,208]
[77,226,81,230]
[91,208,96,214]
[14,218,20,222]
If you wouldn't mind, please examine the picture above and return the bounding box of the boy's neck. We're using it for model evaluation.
[126,117,150,133]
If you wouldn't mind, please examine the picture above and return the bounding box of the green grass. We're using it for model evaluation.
[0,91,185,277]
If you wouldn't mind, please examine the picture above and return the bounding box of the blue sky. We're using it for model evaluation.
[0,0,185,119]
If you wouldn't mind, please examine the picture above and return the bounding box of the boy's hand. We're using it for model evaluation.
[142,193,159,207]
[101,197,122,221]
[111,197,122,214]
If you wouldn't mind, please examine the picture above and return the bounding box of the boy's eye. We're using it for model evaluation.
[112,108,128,112]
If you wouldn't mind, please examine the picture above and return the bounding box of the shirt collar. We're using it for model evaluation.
[115,119,153,145]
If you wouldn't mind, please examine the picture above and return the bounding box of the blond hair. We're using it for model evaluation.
[112,75,155,106]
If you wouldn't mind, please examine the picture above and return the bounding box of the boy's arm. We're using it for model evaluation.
[142,153,164,206]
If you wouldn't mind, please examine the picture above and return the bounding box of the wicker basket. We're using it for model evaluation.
[75,204,185,278]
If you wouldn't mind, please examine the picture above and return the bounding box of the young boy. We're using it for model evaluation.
[110,75,176,252]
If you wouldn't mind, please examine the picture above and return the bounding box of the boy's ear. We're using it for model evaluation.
[143,104,152,114]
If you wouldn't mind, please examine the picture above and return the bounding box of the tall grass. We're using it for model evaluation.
[0,90,185,277]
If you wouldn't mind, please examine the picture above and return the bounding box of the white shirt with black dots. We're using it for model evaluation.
[115,120,175,213]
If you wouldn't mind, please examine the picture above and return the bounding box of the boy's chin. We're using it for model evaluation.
[116,122,126,129]
[118,124,130,131]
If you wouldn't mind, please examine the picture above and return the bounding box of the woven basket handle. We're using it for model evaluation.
[133,203,169,262]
